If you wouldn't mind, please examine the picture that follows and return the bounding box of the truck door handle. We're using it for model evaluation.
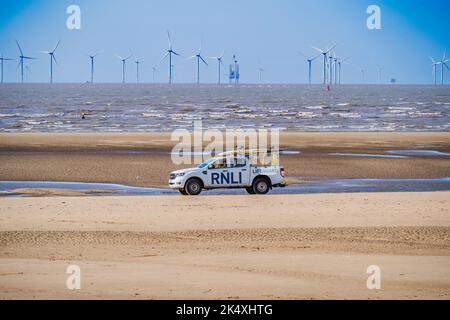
[222,170,228,172]
[242,169,247,171]
[202,171,207,174]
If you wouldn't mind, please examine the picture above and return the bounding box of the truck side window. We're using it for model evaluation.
[230,158,246,168]
[209,158,227,169]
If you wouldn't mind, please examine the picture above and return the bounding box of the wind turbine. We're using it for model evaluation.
[115,53,132,84]
[312,44,336,85]
[40,40,60,83]
[257,59,265,83]
[336,57,349,85]
[88,50,102,83]
[187,40,208,84]
[25,65,31,81]
[430,57,441,85]
[152,66,158,83]
[360,68,365,83]
[328,52,334,85]
[377,65,382,84]
[298,52,320,84]
[209,51,224,85]
[135,59,142,83]
[439,50,449,85]
[0,54,14,83]
[159,31,181,84]
[16,40,36,83]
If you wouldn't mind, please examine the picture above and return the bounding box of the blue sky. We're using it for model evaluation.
[0,0,449,84]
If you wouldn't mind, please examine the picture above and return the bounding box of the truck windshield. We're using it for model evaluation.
[198,158,216,169]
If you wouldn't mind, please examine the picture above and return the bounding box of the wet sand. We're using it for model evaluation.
[0,132,449,187]
[1,192,449,299]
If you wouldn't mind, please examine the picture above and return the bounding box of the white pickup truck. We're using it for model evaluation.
[169,151,286,195]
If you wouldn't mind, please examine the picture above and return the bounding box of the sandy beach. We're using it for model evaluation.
[0,132,449,299]
[1,192,449,299]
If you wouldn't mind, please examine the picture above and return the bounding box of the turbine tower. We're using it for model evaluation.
[0,54,14,83]
[152,67,157,83]
[439,50,449,85]
[25,65,31,81]
[116,53,132,84]
[88,51,102,83]
[258,66,264,83]
[16,40,36,83]
[312,44,336,85]
[159,31,181,84]
[209,52,224,85]
[430,57,440,85]
[187,40,208,84]
[333,53,339,85]
[336,58,348,85]
[298,52,319,84]
[377,65,382,84]
[135,59,142,83]
[40,40,60,83]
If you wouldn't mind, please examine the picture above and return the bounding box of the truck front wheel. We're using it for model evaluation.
[252,177,270,195]
[178,189,188,195]
[185,178,203,195]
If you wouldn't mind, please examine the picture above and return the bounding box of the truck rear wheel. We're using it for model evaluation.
[252,177,270,195]
[185,178,203,196]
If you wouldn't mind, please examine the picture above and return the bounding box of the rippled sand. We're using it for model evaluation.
[1,192,449,299]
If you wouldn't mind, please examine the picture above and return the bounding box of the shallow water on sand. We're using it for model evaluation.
[1,178,449,197]
[0,84,449,132]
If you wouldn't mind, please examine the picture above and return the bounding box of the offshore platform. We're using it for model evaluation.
[229,54,240,84]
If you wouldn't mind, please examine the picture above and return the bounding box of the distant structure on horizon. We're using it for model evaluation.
[229,54,240,84]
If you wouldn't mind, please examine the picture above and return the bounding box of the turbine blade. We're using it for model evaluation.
[167,31,172,49]
[15,40,24,56]
[158,52,169,65]
[172,50,181,57]
[23,56,36,60]
[52,54,58,65]
[52,40,61,53]
[327,44,337,53]
[200,55,208,66]
[186,55,196,60]
[311,54,321,61]
[40,51,51,54]
[311,46,324,54]
[298,51,307,58]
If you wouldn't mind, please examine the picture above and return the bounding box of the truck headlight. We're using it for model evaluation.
[175,172,185,177]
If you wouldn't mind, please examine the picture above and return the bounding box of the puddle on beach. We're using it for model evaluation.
[1,178,449,197]
[329,149,450,159]
[387,150,450,156]
[330,153,408,159]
